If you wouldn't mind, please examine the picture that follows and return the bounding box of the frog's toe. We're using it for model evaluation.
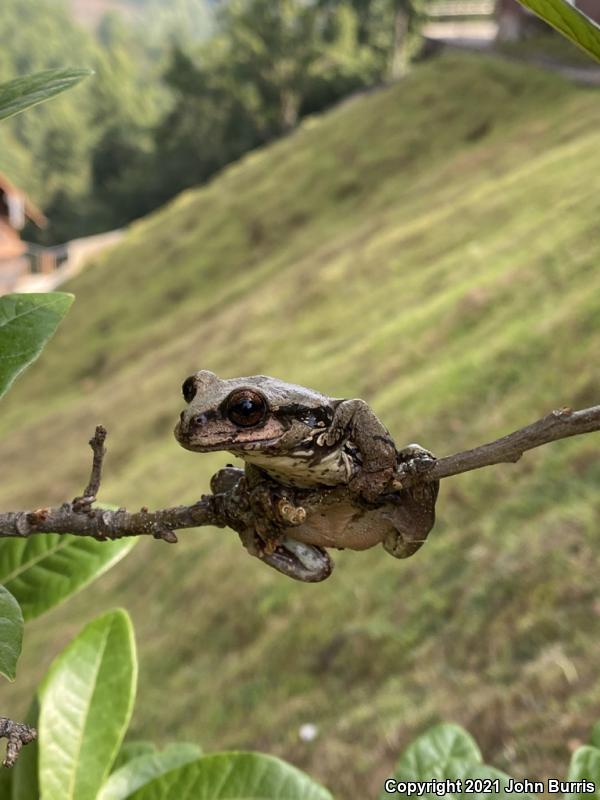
[382,531,423,559]
[210,466,244,494]
[397,444,436,468]
[393,447,436,488]
[276,498,307,526]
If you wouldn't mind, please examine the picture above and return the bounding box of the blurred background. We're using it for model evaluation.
[1,1,600,796]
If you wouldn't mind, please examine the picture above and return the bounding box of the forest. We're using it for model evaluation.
[1,0,423,243]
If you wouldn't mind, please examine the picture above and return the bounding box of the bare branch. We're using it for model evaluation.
[0,717,36,768]
[0,405,597,542]
[72,425,106,512]
[394,404,600,488]
[0,411,591,757]
[0,499,222,540]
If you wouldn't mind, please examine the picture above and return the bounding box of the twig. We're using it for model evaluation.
[0,404,597,541]
[72,425,106,512]
[394,404,600,488]
[0,717,36,768]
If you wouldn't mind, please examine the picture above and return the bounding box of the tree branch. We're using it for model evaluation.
[0,405,597,766]
[72,425,106,513]
[0,405,597,541]
[394,404,600,488]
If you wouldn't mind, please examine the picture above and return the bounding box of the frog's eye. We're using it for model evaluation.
[182,376,197,403]
[226,389,267,428]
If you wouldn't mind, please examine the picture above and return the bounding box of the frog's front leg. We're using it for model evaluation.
[323,399,397,502]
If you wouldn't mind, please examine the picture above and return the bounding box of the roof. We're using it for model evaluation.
[0,172,47,228]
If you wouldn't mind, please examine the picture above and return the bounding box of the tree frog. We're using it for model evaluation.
[175,370,439,582]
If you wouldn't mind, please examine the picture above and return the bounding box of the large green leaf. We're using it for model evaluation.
[0,293,73,401]
[381,724,533,800]
[0,534,137,621]
[11,697,40,800]
[113,742,158,773]
[390,723,482,785]
[98,743,202,800]
[589,722,600,750]
[566,746,600,799]
[518,0,600,63]
[125,753,333,800]
[0,584,23,681]
[0,751,12,797]
[38,609,137,800]
[458,766,535,800]
[0,68,92,122]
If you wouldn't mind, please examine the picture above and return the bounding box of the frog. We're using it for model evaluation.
[174,370,439,582]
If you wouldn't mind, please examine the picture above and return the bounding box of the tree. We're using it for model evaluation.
[318,0,425,78]
[217,0,321,132]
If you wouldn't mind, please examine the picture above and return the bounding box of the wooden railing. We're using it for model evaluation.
[425,0,496,17]
[25,242,69,275]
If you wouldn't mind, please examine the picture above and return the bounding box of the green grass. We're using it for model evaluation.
[1,51,599,798]
[496,31,600,68]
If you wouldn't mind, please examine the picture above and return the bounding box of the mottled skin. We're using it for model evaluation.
[175,370,439,581]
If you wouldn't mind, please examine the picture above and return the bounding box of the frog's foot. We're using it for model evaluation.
[276,498,307,526]
[382,530,424,559]
[210,465,245,495]
[237,527,333,582]
[261,536,333,582]
[249,483,307,533]
[392,444,436,489]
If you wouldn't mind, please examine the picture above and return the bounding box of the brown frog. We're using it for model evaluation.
[175,371,439,582]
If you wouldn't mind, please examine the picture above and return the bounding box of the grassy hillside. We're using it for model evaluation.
[1,51,599,798]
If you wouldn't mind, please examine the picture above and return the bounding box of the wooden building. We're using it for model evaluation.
[576,0,600,25]
[0,173,47,292]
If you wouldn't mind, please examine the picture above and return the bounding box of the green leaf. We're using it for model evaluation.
[381,724,535,800]
[38,609,137,800]
[98,744,201,800]
[589,722,600,750]
[113,742,158,773]
[0,754,12,797]
[0,584,23,681]
[518,0,600,63]
[0,68,92,122]
[0,534,136,621]
[392,723,482,783]
[567,746,600,798]
[125,753,333,800]
[12,697,40,800]
[0,293,73,401]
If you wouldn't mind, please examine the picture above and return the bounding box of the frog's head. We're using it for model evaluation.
[174,370,334,456]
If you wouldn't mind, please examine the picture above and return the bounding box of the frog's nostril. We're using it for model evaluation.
[180,411,185,422]
[194,414,208,427]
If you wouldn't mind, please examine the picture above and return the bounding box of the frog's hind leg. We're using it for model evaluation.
[258,537,334,582]
[381,481,439,560]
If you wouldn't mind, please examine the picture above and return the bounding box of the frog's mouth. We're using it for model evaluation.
[174,413,287,453]
[174,426,285,454]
